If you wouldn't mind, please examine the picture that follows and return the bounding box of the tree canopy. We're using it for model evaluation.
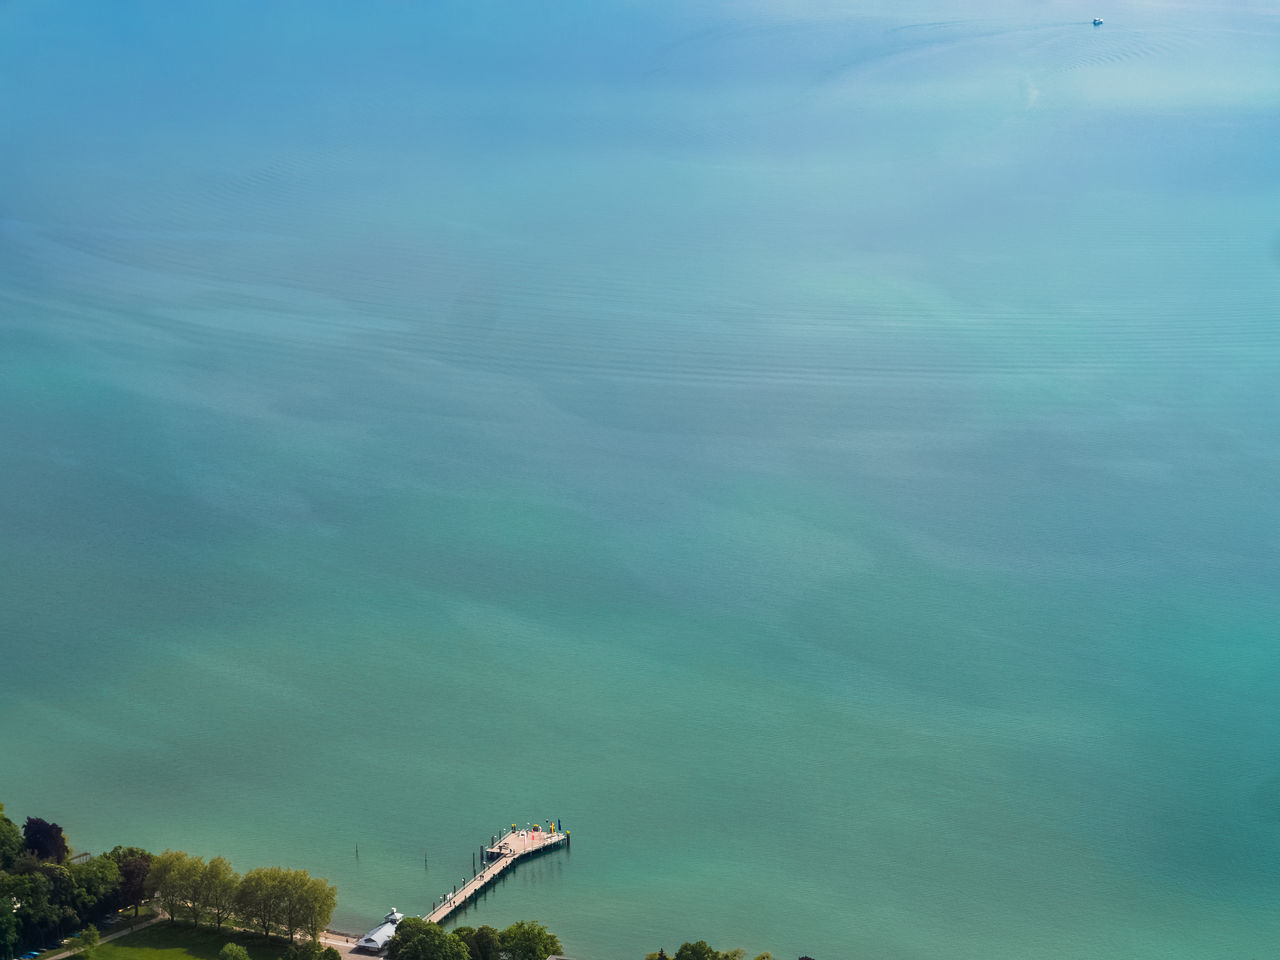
[386,918,470,960]
[150,850,191,924]
[407,919,562,960]
[0,807,22,872]
[0,897,18,960]
[450,925,501,960]
[235,866,284,937]
[68,858,121,919]
[498,920,563,960]
[300,875,337,942]
[176,854,209,926]
[204,857,239,930]
[1,800,341,959]
[22,818,69,864]
[674,942,718,960]
[104,847,154,917]
[68,924,99,960]
[649,942,752,960]
[282,942,341,960]
[229,865,335,942]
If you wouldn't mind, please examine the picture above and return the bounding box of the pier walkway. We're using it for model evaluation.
[423,824,568,925]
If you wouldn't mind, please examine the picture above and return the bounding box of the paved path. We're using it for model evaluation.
[39,915,164,960]
[318,933,375,960]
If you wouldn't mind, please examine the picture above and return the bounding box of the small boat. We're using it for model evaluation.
[1092,17,1104,25]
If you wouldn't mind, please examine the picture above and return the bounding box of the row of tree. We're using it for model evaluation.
[221,940,341,960]
[386,917,562,960]
[389,924,798,960]
[646,944,783,960]
[150,851,336,942]
[0,804,335,960]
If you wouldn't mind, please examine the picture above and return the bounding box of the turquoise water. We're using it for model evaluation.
[2,1,1279,957]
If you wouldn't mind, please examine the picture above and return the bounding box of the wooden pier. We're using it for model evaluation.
[422,823,569,926]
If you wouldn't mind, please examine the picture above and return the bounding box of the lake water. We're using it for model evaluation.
[2,1,1279,958]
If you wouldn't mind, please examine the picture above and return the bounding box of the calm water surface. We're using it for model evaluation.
[2,1,1279,957]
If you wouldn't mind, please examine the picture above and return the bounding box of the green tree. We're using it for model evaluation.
[6,865,79,942]
[282,943,340,960]
[0,806,22,872]
[0,891,20,960]
[34,863,78,937]
[7,869,57,944]
[387,918,430,958]
[269,868,336,943]
[450,928,473,960]
[277,869,312,942]
[673,943,718,960]
[104,848,154,918]
[451,925,500,960]
[68,925,99,960]
[8,851,40,877]
[498,921,562,960]
[218,943,251,960]
[178,855,210,927]
[204,858,239,930]
[68,857,121,920]
[236,866,284,938]
[149,851,190,923]
[386,918,470,960]
[469,926,500,960]
[301,875,336,943]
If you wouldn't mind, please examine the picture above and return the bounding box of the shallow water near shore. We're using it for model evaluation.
[3,1,1280,958]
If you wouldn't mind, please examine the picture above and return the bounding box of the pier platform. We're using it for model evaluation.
[423,823,569,925]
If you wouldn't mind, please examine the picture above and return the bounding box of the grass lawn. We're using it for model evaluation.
[95,923,289,960]
[34,904,161,956]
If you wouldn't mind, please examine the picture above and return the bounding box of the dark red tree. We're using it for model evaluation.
[118,855,152,915]
[22,818,68,863]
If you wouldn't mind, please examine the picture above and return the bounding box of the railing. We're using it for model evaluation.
[421,825,568,925]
